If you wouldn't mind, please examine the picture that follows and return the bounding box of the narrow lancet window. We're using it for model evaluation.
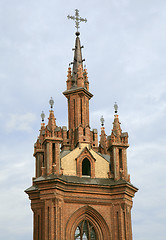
[93,132,95,141]
[119,149,123,169]
[83,128,86,136]
[82,158,91,176]
[42,154,44,167]
[52,143,55,164]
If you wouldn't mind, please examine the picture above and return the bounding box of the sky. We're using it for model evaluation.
[0,0,166,239]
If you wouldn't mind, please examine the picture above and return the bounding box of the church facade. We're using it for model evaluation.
[25,10,138,240]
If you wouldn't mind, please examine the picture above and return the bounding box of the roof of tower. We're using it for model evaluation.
[47,110,56,130]
[26,175,137,190]
[71,33,84,86]
[67,9,87,88]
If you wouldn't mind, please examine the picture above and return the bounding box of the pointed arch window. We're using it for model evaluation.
[75,220,97,240]
[82,158,91,176]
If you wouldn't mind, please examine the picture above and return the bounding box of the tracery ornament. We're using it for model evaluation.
[75,220,96,240]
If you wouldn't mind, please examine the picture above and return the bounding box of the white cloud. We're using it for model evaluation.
[5,112,36,133]
[0,145,34,240]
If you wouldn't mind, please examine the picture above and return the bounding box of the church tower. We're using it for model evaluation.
[25,9,138,240]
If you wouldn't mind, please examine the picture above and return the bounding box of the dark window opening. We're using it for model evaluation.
[81,99,83,124]
[82,158,91,176]
[119,149,123,169]
[75,220,96,240]
[38,155,42,177]
[42,155,44,167]
[110,149,114,173]
[83,128,86,136]
[93,132,95,141]
[109,163,112,172]
[52,143,55,164]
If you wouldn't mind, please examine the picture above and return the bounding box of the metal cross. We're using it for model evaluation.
[67,9,87,32]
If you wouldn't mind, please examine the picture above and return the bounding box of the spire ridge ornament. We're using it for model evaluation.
[49,97,54,109]
[41,111,45,122]
[100,115,105,127]
[67,9,87,34]
[114,102,118,114]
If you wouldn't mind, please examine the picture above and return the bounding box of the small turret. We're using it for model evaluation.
[34,111,46,178]
[108,103,130,181]
[66,66,72,90]
[99,116,108,155]
[34,98,63,178]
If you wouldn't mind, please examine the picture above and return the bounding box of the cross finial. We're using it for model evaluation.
[67,9,87,34]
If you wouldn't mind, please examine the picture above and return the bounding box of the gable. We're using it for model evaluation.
[61,143,110,178]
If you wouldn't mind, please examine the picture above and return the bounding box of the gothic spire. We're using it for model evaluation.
[67,9,87,87]
[72,34,84,85]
